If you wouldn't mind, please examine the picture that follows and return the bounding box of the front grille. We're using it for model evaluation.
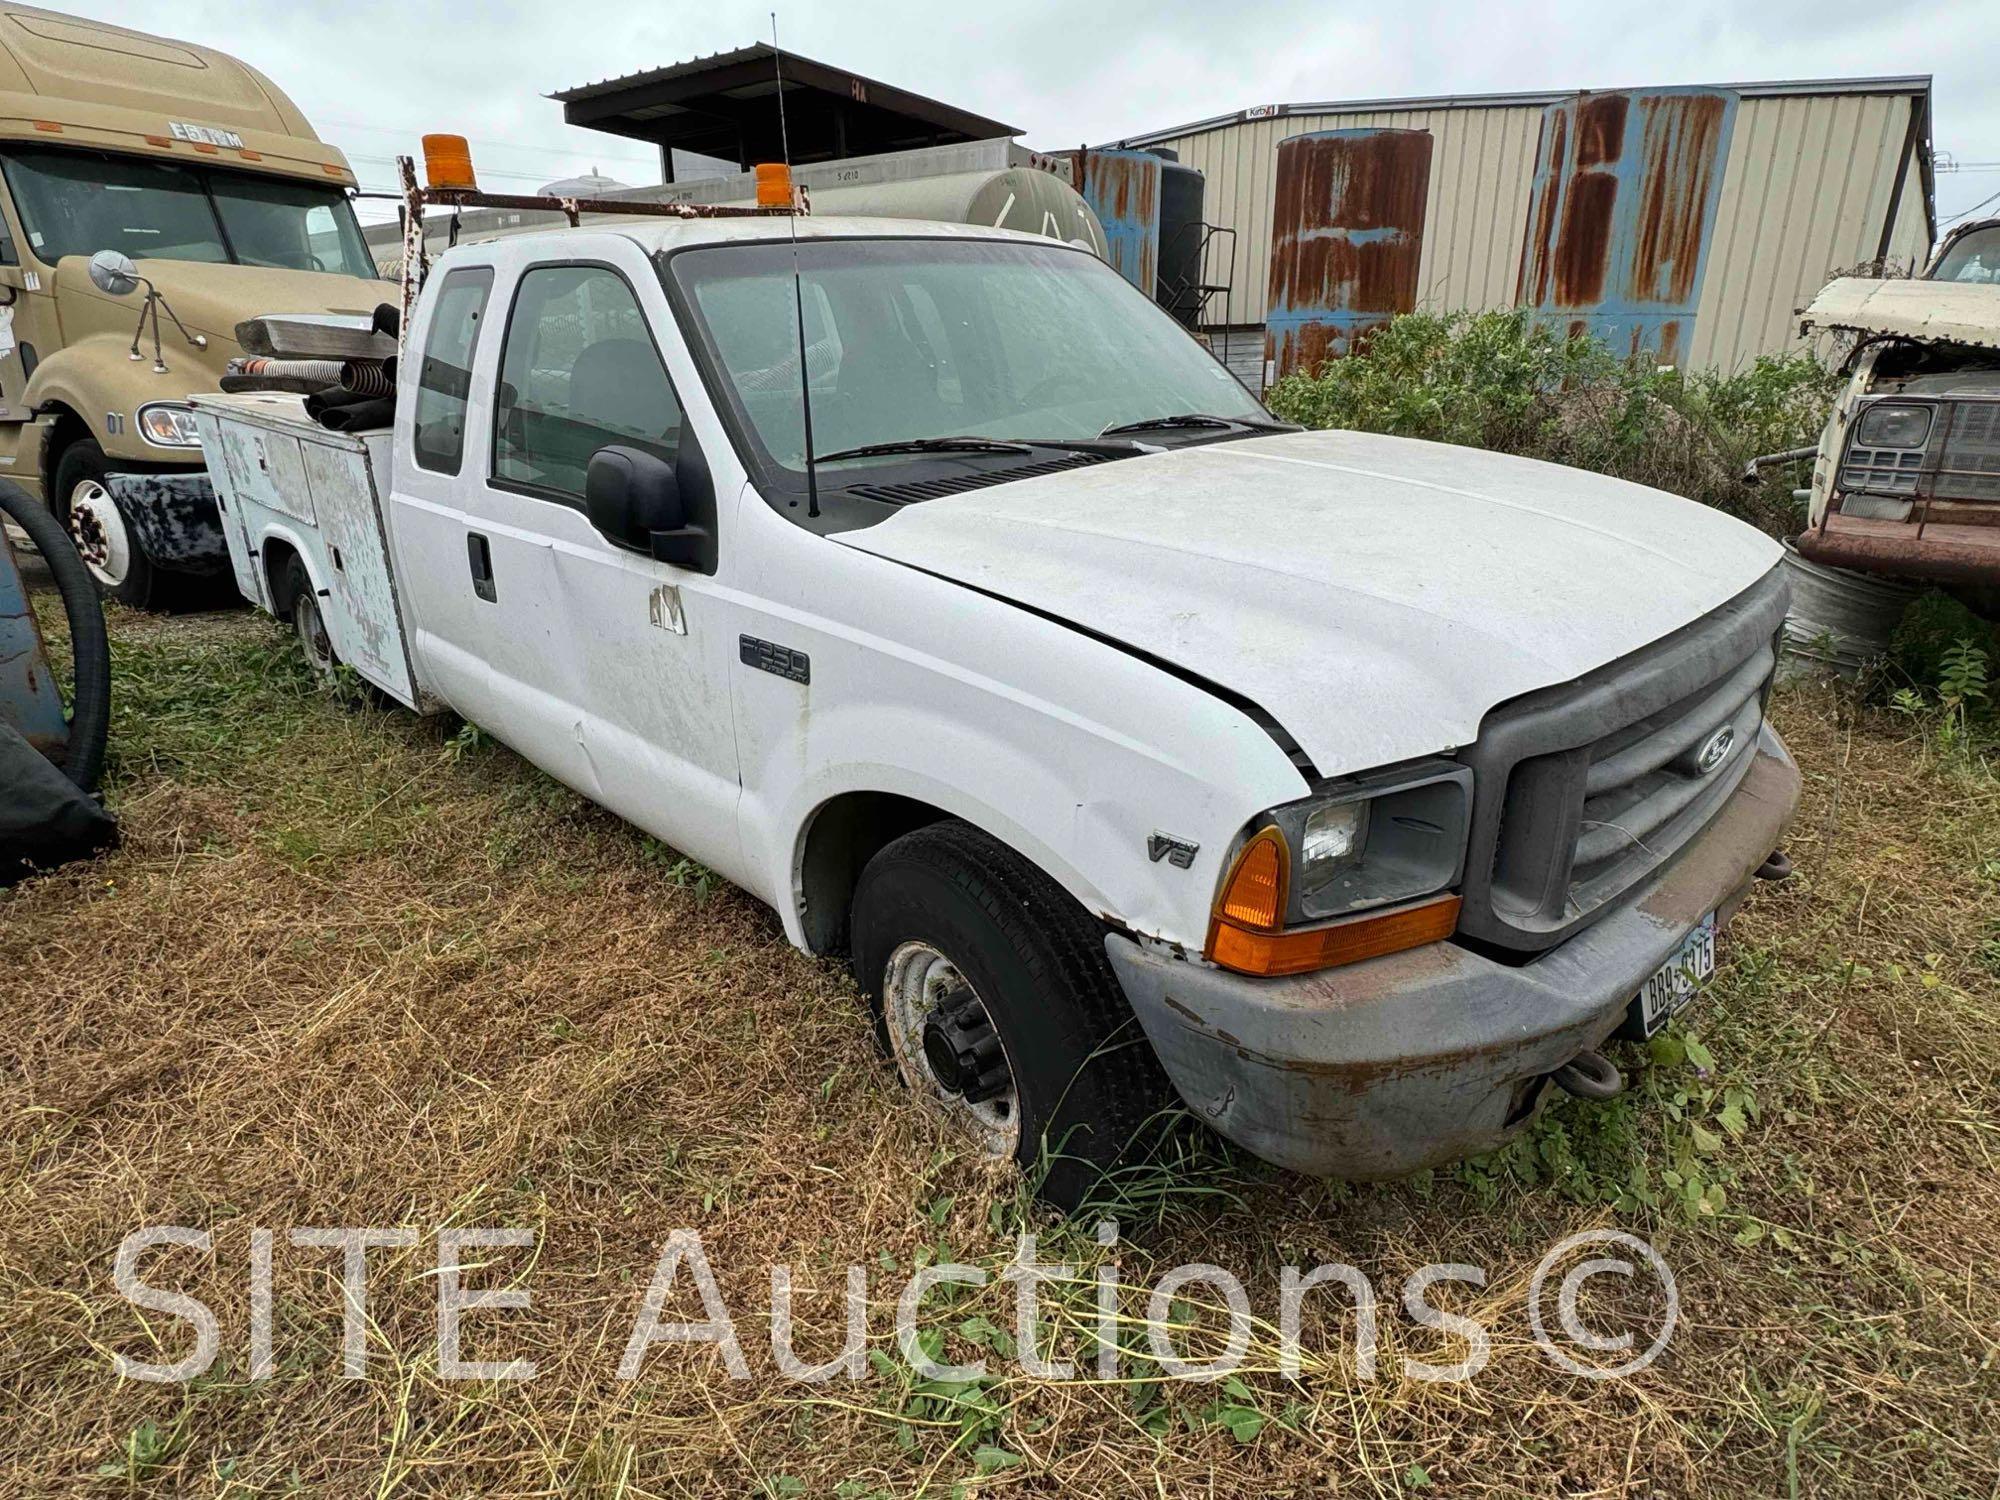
[1455,568,1787,953]
[1934,398,2000,503]
[1839,444,1923,496]
[1841,397,2000,505]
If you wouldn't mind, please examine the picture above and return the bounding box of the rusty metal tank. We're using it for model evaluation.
[1263,128,1433,382]
[1516,87,1739,364]
[1072,148,1162,294]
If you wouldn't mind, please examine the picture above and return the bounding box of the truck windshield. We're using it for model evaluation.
[1932,225,2000,284]
[665,237,1265,479]
[1,146,377,278]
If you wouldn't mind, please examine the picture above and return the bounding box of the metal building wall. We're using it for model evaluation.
[1685,91,1928,368]
[1135,81,1931,373]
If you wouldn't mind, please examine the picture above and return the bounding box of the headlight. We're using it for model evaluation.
[1207,761,1472,977]
[1263,762,1472,921]
[1853,401,1932,449]
[1299,800,1366,902]
[136,402,202,449]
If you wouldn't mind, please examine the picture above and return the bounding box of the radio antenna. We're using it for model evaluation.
[771,15,819,519]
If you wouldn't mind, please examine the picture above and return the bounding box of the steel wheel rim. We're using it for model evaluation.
[295,592,334,676]
[68,480,130,588]
[882,941,1021,1159]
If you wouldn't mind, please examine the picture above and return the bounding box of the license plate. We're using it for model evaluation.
[1630,912,1716,1037]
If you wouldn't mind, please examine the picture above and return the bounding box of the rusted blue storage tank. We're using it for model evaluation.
[1516,87,1738,364]
[1073,149,1161,294]
[1264,128,1433,382]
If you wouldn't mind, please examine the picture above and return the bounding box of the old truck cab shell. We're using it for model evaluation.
[192,213,1801,1196]
[1796,270,2000,607]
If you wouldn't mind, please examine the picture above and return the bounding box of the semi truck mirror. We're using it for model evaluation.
[88,250,141,298]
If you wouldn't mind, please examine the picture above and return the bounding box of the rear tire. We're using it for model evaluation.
[284,556,338,683]
[56,440,165,610]
[851,820,1169,1208]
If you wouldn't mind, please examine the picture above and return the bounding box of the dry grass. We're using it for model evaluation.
[3,600,1997,1498]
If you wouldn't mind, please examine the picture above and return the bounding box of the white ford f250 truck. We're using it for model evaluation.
[191,213,1801,1203]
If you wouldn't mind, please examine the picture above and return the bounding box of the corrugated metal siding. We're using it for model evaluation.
[1147,87,1931,372]
[1686,92,1916,369]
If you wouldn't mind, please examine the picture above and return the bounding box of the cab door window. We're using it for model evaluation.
[412,267,493,474]
[492,264,680,504]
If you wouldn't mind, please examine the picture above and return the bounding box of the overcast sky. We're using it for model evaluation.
[78,0,2000,233]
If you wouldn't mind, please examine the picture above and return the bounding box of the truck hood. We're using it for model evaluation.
[1799,276,2000,350]
[835,429,1781,777]
[53,256,388,350]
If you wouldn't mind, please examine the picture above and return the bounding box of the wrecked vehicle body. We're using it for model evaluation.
[191,202,1801,1200]
[1796,267,2000,609]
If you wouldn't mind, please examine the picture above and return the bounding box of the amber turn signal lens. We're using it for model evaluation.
[1215,826,1289,931]
[1207,893,1462,978]
[754,161,795,207]
[422,133,478,192]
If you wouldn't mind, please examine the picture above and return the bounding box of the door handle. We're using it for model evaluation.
[467,532,496,602]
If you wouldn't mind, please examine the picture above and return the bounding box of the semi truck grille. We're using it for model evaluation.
[1454,567,1788,954]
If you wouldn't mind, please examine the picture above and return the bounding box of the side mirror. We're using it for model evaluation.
[584,444,708,569]
[88,249,141,297]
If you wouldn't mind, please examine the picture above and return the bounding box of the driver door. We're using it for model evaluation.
[396,242,745,876]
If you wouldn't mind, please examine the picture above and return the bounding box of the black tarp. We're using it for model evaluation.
[0,722,116,883]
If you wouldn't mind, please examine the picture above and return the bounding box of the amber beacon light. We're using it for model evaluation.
[421,133,478,192]
[754,161,795,208]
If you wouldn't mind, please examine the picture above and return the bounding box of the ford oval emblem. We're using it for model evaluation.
[1696,726,1736,774]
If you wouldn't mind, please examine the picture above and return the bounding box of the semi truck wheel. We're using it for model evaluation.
[56,441,163,610]
[850,820,1170,1208]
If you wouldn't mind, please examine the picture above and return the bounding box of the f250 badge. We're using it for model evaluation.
[1147,832,1199,868]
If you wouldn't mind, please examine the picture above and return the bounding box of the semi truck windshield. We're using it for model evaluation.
[1,146,377,278]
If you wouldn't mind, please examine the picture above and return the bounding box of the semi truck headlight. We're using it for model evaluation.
[1206,761,1472,977]
[1853,401,1931,449]
[137,402,202,449]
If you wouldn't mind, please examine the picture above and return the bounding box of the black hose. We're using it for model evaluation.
[0,479,110,793]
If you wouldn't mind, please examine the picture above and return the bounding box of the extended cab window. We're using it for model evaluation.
[412,268,493,473]
[493,264,681,503]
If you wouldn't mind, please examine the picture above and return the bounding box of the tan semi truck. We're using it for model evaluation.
[0,5,383,606]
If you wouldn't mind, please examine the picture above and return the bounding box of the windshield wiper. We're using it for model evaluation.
[1098,412,1297,437]
[816,436,1033,463]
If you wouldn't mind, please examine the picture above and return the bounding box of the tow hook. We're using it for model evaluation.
[1755,849,1793,881]
[1552,1049,1624,1101]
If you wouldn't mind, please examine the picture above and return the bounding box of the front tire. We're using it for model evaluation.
[55,440,162,610]
[851,821,1169,1207]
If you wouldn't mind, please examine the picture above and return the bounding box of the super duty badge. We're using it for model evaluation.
[740,635,809,684]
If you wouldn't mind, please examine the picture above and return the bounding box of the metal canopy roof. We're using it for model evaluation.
[551,44,1019,172]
